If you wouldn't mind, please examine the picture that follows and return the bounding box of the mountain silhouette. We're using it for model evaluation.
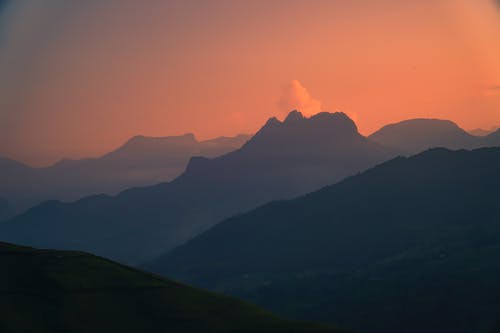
[369,118,500,154]
[0,111,393,264]
[0,133,249,218]
[0,241,346,333]
[469,127,498,136]
[148,147,500,333]
[485,128,500,145]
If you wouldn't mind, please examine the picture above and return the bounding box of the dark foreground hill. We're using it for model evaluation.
[0,133,249,218]
[149,147,500,333]
[369,118,500,154]
[0,242,346,333]
[0,111,392,264]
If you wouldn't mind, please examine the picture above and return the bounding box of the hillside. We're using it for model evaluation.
[0,242,346,333]
[148,147,500,333]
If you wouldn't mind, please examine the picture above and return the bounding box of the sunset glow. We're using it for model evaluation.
[1,0,499,165]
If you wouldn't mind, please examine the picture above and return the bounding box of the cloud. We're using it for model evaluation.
[278,80,322,117]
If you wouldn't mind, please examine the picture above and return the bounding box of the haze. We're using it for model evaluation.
[1,0,499,166]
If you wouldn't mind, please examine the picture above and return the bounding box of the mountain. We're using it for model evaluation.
[469,128,491,136]
[369,118,500,155]
[0,111,393,264]
[469,126,499,136]
[485,129,500,146]
[0,133,249,217]
[0,242,346,333]
[147,147,500,333]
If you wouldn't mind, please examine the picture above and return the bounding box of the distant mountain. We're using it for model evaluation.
[0,111,393,264]
[469,128,490,136]
[469,126,499,137]
[148,147,500,333]
[0,242,345,333]
[0,133,249,217]
[369,118,500,154]
[485,129,500,145]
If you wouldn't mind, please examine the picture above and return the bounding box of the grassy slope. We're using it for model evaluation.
[0,242,347,333]
[232,242,500,333]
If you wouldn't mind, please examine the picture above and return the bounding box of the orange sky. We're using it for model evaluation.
[1,0,499,166]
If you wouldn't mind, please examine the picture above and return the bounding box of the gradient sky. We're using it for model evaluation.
[1,0,500,166]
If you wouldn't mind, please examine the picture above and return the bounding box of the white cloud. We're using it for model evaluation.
[277,80,322,117]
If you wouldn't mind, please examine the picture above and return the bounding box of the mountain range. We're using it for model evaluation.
[147,147,500,333]
[0,133,249,218]
[2,111,500,332]
[0,111,393,264]
[369,118,500,155]
[0,241,346,333]
[2,113,500,267]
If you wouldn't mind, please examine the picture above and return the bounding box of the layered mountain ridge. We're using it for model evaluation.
[0,133,249,218]
[148,147,500,333]
[2,112,500,266]
[0,111,393,264]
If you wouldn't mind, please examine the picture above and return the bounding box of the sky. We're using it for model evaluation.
[1,0,500,166]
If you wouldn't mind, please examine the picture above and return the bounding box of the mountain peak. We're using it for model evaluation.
[311,111,350,121]
[284,110,305,123]
[369,119,471,142]
[368,118,478,154]
[242,111,362,153]
[309,111,357,130]
[264,116,281,127]
[488,128,500,138]
[123,133,198,147]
